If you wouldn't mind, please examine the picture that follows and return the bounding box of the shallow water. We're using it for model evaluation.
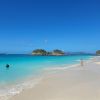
[0,55,93,83]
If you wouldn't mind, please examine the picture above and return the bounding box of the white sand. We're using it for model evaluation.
[9,58,100,100]
[95,62,100,64]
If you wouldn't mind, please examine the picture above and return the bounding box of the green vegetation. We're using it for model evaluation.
[52,49,64,55]
[96,50,100,55]
[32,49,64,56]
[32,49,47,55]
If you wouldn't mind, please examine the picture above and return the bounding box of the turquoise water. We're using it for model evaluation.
[0,54,93,84]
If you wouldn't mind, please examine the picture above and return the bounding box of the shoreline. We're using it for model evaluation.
[10,56,100,100]
[0,56,96,100]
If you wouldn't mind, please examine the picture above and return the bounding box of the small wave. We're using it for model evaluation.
[44,64,79,71]
[0,77,43,100]
[75,60,80,62]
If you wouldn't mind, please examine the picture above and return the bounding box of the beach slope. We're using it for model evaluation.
[10,59,100,100]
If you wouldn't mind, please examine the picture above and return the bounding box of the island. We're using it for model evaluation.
[96,50,100,55]
[32,49,65,56]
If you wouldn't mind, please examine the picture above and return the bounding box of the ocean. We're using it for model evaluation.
[0,54,93,99]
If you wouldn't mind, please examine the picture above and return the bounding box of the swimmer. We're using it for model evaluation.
[6,64,10,68]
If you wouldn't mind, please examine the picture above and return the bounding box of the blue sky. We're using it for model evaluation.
[0,0,100,53]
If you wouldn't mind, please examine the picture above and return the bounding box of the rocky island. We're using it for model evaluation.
[32,49,65,56]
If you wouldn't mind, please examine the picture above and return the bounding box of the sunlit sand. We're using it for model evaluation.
[9,57,100,100]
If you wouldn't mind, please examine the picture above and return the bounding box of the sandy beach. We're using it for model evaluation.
[0,0,99,99]
[9,57,100,100]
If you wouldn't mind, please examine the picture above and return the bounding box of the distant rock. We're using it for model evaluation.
[32,49,47,55]
[52,49,65,56]
[96,50,100,55]
[32,49,65,56]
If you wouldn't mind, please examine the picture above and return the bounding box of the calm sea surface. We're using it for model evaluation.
[0,54,93,83]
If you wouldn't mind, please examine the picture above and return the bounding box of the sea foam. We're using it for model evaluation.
[0,77,43,100]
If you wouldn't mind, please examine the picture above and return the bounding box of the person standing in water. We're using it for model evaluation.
[80,59,84,66]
